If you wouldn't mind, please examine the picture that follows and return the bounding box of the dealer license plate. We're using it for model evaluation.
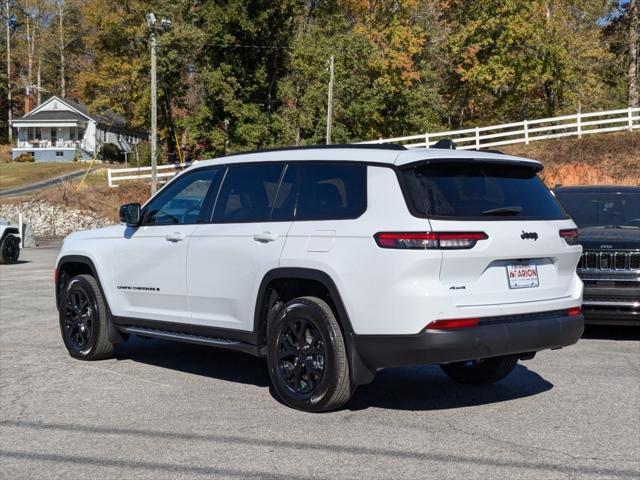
[506,264,539,289]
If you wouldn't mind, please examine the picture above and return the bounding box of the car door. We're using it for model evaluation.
[187,162,295,331]
[111,167,222,324]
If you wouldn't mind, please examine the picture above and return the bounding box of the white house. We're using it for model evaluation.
[11,96,147,162]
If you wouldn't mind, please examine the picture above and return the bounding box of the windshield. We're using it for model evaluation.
[553,191,640,228]
[402,162,567,220]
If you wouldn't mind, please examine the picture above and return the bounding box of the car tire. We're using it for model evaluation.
[267,296,354,412]
[0,235,20,264]
[440,355,518,385]
[59,274,114,360]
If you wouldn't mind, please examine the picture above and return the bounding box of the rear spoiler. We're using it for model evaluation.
[400,158,544,172]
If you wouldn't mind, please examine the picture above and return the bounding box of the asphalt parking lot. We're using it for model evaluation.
[0,245,638,479]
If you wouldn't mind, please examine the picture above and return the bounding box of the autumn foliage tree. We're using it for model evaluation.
[2,0,636,154]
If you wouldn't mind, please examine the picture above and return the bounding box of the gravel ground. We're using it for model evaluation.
[0,246,639,480]
[0,201,112,237]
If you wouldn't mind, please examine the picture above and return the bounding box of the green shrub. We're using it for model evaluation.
[14,153,35,163]
[101,143,122,162]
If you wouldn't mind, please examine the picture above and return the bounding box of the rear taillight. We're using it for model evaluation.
[426,318,480,330]
[559,229,578,245]
[567,307,581,317]
[54,268,58,285]
[374,232,488,250]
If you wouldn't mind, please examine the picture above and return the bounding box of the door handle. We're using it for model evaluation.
[165,232,186,243]
[253,232,278,243]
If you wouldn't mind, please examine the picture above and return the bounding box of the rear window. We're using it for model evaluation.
[402,162,567,220]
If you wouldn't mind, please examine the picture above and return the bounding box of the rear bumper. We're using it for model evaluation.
[350,311,584,376]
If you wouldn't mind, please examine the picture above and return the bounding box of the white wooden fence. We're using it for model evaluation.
[107,106,638,186]
[107,162,196,187]
[359,106,639,149]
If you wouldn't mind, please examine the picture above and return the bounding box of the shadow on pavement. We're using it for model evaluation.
[114,336,552,412]
[113,336,271,387]
[347,363,552,411]
[582,324,640,341]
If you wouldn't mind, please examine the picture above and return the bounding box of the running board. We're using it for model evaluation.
[119,326,261,356]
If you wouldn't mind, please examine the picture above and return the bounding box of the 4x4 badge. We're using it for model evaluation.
[521,231,538,241]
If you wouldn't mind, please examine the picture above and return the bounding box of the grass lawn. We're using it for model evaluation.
[0,162,89,190]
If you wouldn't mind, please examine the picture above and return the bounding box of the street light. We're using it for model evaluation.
[146,12,171,195]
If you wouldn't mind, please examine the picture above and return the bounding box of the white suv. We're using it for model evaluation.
[55,145,584,412]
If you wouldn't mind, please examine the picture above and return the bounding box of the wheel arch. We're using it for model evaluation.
[1,227,20,241]
[254,267,375,386]
[56,255,126,344]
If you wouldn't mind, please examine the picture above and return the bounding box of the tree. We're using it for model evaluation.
[4,0,11,142]
[442,0,617,125]
[274,1,446,145]
[629,0,638,106]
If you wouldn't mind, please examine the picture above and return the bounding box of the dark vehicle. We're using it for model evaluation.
[553,185,640,326]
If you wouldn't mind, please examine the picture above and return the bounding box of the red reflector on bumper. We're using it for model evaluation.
[426,318,480,330]
[567,307,581,317]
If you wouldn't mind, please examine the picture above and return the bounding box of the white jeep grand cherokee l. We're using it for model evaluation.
[55,144,584,412]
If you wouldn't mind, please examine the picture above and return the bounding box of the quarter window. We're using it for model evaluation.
[143,168,221,225]
[293,164,366,221]
[213,164,285,223]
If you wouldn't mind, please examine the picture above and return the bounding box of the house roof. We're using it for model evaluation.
[17,110,88,122]
[17,96,133,132]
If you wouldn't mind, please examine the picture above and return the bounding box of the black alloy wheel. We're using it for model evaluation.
[440,355,518,385]
[267,296,354,412]
[0,235,20,264]
[59,274,114,359]
[62,285,95,351]
[276,318,326,396]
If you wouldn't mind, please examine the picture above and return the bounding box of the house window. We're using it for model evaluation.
[78,128,85,140]
[56,151,64,157]
[70,128,76,141]
[35,128,41,140]
[27,128,34,141]
[51,128,57,143]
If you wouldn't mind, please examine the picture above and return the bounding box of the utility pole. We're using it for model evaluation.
[326,55,334,145]
[146,13,171,195]
[150,24,158,194]
[5,0,12,143]
[57,0,65,98]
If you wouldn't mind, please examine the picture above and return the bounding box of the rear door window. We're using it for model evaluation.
[212,163,285,223]
[292,164,366,221]
[402,162,566,220]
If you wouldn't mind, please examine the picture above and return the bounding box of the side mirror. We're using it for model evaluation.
[119,203,141,226]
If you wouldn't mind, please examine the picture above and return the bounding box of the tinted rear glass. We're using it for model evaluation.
[403,162,566,220]
[213,164,284,223]
[294,164,366,221]
[553,191,640,228]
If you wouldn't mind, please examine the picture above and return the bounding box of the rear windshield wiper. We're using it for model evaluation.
[481,206,523,216]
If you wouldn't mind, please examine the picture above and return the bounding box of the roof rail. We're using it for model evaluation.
[226,143,407,157]
[432,139,456,150]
